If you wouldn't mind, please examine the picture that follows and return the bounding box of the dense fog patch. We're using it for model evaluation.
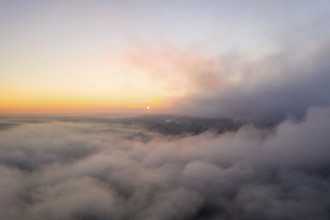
[0,108,330,219]
[176,45,330,125]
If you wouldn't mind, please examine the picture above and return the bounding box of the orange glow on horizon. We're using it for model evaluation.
[1,46,211,115]
[0,92,175,114]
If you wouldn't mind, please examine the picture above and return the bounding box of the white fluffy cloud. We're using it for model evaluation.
[0,107,330,219]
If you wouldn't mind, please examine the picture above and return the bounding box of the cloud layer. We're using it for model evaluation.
[0,107,330,220]
[175,44,330,124]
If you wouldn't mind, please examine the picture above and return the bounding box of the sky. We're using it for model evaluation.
[1,0,330,114]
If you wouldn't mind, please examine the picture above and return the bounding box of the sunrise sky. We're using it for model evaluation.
[1,0,329,114]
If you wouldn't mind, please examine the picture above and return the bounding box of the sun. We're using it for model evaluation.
[146,106,151,110]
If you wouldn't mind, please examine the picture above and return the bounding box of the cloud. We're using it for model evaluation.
[0,107,330,219]
[108,46,222,97]
[174,44,330,124]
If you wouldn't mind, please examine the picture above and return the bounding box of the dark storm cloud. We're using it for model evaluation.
[175,44,330,124]
[0,107,330,220]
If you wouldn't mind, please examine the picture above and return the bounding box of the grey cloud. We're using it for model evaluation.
[0,107,330,219]
[176,44,330,125]
[0,122,101,171]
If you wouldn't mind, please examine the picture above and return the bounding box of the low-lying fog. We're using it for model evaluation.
[1,109,330,220]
